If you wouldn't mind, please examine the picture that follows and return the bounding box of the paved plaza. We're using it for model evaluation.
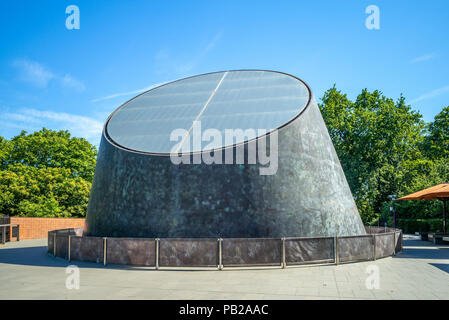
[0,235,448,300]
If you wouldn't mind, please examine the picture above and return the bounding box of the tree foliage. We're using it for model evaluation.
[1,93,448,225]
[1,128,97,181]
[0,128,96,218]
[423,106,449,160]
[320,86,449,226]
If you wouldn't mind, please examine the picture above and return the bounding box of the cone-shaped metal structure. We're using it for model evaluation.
[85,70,366,238]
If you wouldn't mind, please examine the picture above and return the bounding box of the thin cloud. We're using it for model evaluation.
[3,112,41,124]
[94,32,223,103]
[410,53,438,64]
[410,85,449,104]
[1,108,103,144]
[61,74,86,91]
[13,59,55,87]
[176,31,224,73]
[204,31,223,53]
[0,119,37,131]
[155,30,224,75]
[13,59,85,91]
[91,82,167,102]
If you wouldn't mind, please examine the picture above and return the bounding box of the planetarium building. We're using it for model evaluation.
[48,70,402,268]
[85,70,365,238]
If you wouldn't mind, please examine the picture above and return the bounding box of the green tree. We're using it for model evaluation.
[0,137,12,170]
[423,106,449,160]
[383,159,448,219]
[0,128,96,218]
[319,86,426,224]
[2,128,97,182]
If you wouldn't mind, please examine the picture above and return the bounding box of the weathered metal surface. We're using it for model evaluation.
[222,238,281,266]
[395,231,403,252]
[70,236,103,263]
[285,237,334,264]
[159,239,217,267]
[106,238,156,266]
[86,91,366,238]
[48,232,54,254]
[48,227,403,267]
[375,233,394,258]
[365,226,390,234]
[338,236,373,262]
[55,234,68,259]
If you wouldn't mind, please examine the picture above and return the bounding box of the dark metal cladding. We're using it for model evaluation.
[55,234,68,259]
[159,239,218,267]
[285,237,335,264]
[70,236,103,263]
[338,236,373,262]
[375,233,395,258]
[222,238,282,266]
[106,238,156,266]
[395,231,403,252]
[85,71,366,238]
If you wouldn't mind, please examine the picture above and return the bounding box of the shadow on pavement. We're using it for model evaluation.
[0,245,79,268]
[0,244,215,271]
[430,263,449,275]
[0,245,143,270]
[394,237,449,260]
[2,236,449,272]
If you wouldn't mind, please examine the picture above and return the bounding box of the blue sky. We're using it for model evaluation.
[0,0,448,146]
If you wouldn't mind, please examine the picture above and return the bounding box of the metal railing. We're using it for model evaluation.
[0,224,20,244]
[48,227,402,269]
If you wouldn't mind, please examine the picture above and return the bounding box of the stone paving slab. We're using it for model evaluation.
[0,235,448,300]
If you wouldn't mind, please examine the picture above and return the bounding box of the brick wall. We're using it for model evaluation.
[2,217,85,241]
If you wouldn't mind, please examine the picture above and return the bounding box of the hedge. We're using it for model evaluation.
[397,218,444,234]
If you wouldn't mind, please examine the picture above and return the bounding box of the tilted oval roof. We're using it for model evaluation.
[105,70,311,154]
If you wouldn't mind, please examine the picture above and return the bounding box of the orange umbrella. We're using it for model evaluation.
[398,183,449,233]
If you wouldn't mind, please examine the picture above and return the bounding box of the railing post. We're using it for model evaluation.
[281,237,286,269]
[217,238,220,270]
[68,235,72,262]
[393,232,396,256]
[218,238,223,270]
[103,237,107,266]
[373,234,376,261]
[155,238,160,270]
[17,225,20,242]
[53,233,57,256]
[334,236,339,265]
[2,226,5,244]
